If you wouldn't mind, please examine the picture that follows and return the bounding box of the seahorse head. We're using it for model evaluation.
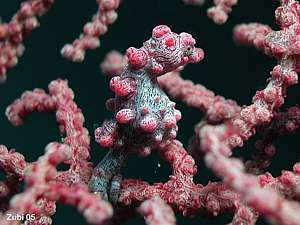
[126,25,204,76]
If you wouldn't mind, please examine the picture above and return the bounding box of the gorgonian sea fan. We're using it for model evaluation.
[1,1,300,225]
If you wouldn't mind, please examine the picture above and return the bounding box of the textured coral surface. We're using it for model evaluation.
[1,1,300,225]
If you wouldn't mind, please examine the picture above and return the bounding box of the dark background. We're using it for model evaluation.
[0,1,299,224]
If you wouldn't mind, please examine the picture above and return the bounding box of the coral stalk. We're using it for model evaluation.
[0,0,55,82]
[200,125,300,225]
[138,196,176,225]
[6,79,93,185]
[207,0,238,24]
[158,70,240,123]
[183,0,238,24]
[61,0,121,62]
[0,145,27,211]
[3,79,112,224]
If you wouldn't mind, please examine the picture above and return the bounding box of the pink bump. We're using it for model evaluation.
[126,47,148,70]
[293,162,300,174]
[152,25,171,38]
[154,134,163,142]
[95,127,115,147]
[141,106,150,115]
[169,129,177,138]
[180,32,195,46]
[116,109,135,124]
[189,48,205,63]
[110,77,136,97]
[174,109,182,121]
[163,115,177,128]
[99,135,115,148]
[109,76,120,92]
[150,63,164,75]
[140,115,158,133]
[165,37,176,50]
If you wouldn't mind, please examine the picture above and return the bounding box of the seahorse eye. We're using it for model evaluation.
[185,45,194,55]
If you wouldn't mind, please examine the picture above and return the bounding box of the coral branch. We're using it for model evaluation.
[138,196,176,225]
[61,0,121,62]
[0,143,112,225]
[100,50,127,77]
[0,145,27,211]
[4,80,112,224]
[120,140,237,215]
[45,183,113,224]
[200,125,300,225]
[5,88,55,126]
[207,0,238,24]
[211,0,300,151]
[259,164,300,201]
[183,0,238,24]
[246,106,300,174]
[158,71,240,123]
[190,1,300,224]
[0,0,55,82]
[9,142,72,218]
[230,205,258,225]
[6,79,93,185]
[233,23,273,50]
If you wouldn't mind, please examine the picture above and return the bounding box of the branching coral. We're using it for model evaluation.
[1,0,300,225]
[3,80,112,224]
[183,0,238,24]
[61,0,121,62]
[0,0,55,82]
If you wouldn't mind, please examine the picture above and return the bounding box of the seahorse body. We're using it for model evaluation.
[89,25,204,201]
